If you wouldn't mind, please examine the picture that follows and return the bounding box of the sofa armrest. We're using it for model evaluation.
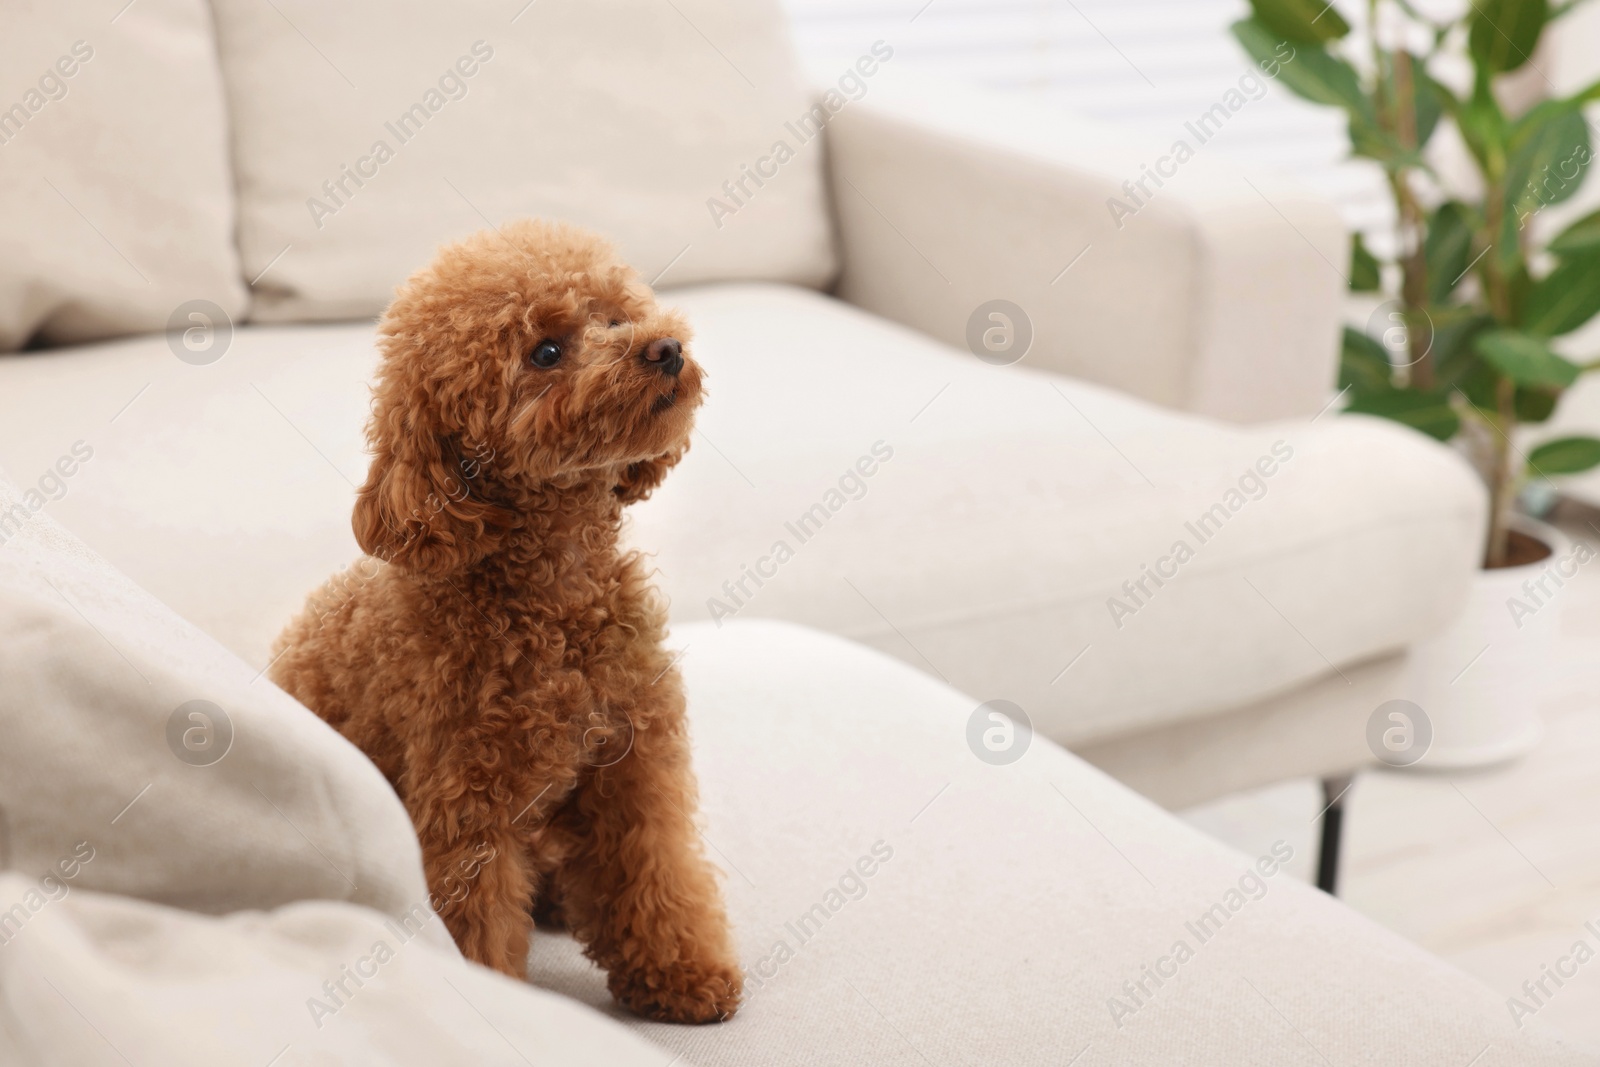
[824,76,1347,423]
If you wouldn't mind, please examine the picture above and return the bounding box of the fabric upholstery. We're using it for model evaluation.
[204,0,837,322]
[539,619,1594,1066]
[0,874,671,1065]
[0,0,245,350]
[636,287,1485,747]
[0,284,1485,757]
[1078,650,1409,809]
[0,505,1584,1063]
[827,74,1347,423]
[0,472,442,940]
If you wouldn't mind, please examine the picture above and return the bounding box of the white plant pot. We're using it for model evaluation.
[1397,517,1571,770]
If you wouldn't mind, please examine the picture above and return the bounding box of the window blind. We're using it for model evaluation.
[779,0,1389,233]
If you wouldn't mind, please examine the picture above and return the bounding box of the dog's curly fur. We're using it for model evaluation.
[270,219,740,1023]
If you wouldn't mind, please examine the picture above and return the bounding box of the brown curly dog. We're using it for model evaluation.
[270,219,741,1024]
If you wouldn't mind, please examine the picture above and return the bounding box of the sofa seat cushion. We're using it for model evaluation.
[205,0,836,322]
[0,544,1577,1061]
[539,618,1587,1066]
[0,283,1483,746]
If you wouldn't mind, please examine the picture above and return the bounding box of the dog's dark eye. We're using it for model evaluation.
[529,340,562,369]
[609,319,621,328]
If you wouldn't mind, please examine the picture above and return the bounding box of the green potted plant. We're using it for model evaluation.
[1232,0,1600,764]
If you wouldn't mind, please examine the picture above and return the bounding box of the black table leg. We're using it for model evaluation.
[1315,773,1354,895]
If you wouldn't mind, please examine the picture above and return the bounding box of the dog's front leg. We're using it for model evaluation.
[549,680,742,1023]
[401,755,543,978]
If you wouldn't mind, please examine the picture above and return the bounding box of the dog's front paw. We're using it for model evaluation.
[609,957,743,1024]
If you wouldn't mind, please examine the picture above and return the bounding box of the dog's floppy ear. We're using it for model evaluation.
[353,412,513,574]
[613,444,687,506]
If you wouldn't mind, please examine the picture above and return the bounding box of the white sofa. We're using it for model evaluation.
[1,478,1589,1065]
[0,0,1545,1061]
[0,0,1484,812]
[0,289,1483,809]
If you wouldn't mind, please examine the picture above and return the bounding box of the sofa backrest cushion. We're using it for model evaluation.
[0,0,246,351]
[207,0,837,322]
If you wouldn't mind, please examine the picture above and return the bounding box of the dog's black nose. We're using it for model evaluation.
[644,337,683,376]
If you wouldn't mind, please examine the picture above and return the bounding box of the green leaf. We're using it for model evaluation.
[1509,264,1535,322]
[1412,66,1450,147]
[1474,329,1582,386]
[1453,362,1562,424]
[1469,0,1549,73]
[1350,233,1381,291]
[1425,202,1475,303]
[1456,358,1502,410]
[1348,117,1403,166]
[1456,69,1508,174]
[1549,206,1600,256]
[1232,18,1370,118]
[1349,115,1431,170]
[1345,386,1461,440]
[1505,100,1591,220]
[1284,47,1374,117]
[1516,385,1560,423]
[1569,71,1600,105]
[1432,308,1497,385]
[1246,0,1351,42]
[1341,326,1392,389]
[1529,435,1600,474]
[1525,253,1600,334]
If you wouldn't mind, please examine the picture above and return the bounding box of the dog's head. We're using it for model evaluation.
[354,219,703,573]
